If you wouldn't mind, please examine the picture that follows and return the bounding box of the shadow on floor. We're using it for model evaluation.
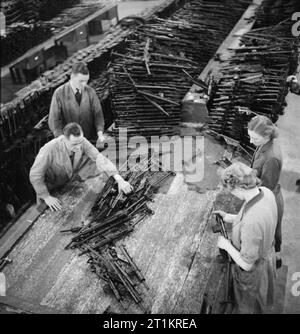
[280,170,300,193]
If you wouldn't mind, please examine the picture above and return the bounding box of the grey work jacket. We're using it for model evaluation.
[29,136,117,199]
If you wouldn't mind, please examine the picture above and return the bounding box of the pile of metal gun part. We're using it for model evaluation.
[107,0,252,140]
[62,154,175,311]
[207,0,300,154]
[0,0,103,66]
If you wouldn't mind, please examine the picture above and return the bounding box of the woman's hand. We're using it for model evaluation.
[213,210,227,219]
[213,210,237,223]
[217,235,231,251]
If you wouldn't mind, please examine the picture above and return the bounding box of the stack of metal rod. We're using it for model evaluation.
[254,0,300,27]
[1,0,80,25]
[109,44,197,137]
[62,155,175,309]
[207,19,298,152]
[108,0,252,139]
[1,0,104,66]
[1,23,52,66]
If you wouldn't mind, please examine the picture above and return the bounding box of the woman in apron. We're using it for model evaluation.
[248,115,284,268]
[216,162,277,313]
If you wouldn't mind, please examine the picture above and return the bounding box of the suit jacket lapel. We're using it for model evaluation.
[67,83,81,112]
[79,87,89,111]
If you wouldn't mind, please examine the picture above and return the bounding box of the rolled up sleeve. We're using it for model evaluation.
[96,154,118,177]
[82,138,117,177]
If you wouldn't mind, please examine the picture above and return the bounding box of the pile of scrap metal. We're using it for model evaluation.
[108,0,252,139]
[85,244,149,312]
[62,155,175,311]
[207,0,300,153]
[254,0,300,27]
[1,23,52,67]
[1,0,80,25]
[0,0,103,66]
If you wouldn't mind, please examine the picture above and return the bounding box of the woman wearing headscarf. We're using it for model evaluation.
[216,162,277,313]
[247,115,284,268]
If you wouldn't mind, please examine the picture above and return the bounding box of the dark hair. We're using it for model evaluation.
[63,123,83,138]
[248,115,279,140]
[71,62,89,75]
[221,162,261,190]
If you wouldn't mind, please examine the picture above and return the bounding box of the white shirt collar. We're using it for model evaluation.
[69,81,81,94]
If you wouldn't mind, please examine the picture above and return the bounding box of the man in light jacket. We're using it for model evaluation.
[30,123,132,211]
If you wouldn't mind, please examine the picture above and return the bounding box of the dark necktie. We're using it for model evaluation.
[75,88,82,106]
[69,151,75,167]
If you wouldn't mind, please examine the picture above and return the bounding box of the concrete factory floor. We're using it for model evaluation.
[275,69,300,314]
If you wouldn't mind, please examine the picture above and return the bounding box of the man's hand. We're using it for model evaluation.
[97,131,105,142]
[117,179,133,194]
[96,131,106,149]
[217,235,231,251]
[114,174,133,194]
[44,196,62,211]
